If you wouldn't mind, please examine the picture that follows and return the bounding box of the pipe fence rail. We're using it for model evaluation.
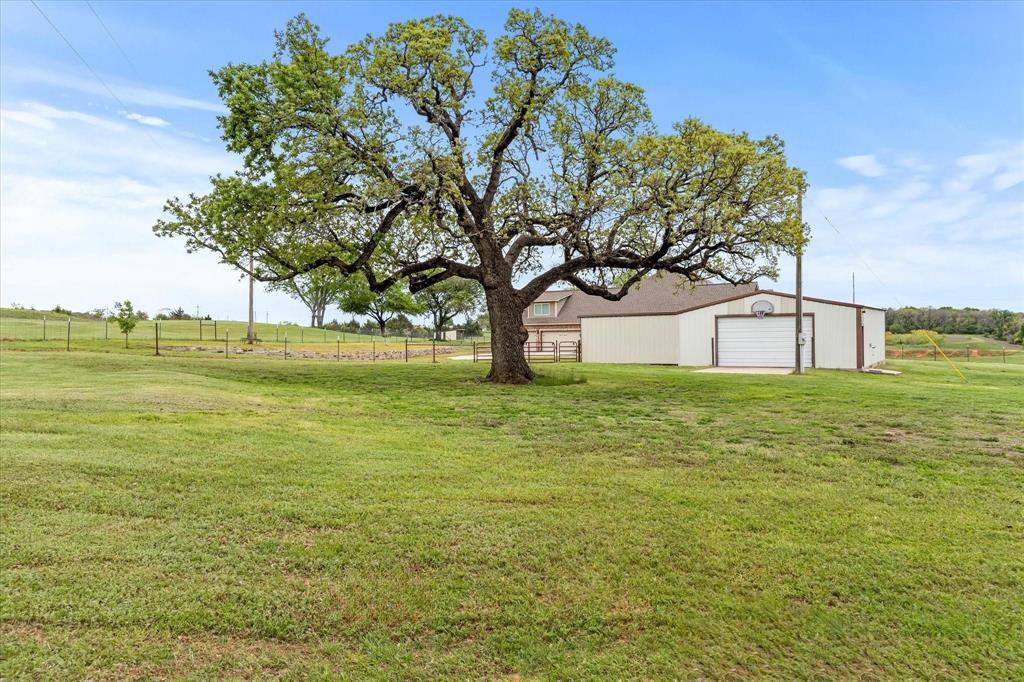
[472,341,581,363]
[886,346,1022,363]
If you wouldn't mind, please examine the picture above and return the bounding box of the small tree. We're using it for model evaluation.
[415,277,482,339]
[337,275,424,338]
[111,301,138,348]
[267,268,346,328]
[991,310,1013,341]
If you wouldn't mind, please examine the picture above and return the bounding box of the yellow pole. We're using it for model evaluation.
[915,330,966,382]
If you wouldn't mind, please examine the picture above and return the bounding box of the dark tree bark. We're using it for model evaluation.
[483,283,533,383]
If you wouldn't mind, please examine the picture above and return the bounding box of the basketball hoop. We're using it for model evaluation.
[750,300,775,319]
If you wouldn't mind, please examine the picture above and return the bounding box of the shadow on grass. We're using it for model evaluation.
[533,371,588,386]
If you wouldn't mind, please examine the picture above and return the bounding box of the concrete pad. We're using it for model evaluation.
[693,366,794,375]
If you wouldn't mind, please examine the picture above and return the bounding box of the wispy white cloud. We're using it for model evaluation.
[121,111,170,127]
[3,63,225,113]
[0,101,256,316]
[950,144,1024,193]
[836,154,887,178]
[779,146,1024,309]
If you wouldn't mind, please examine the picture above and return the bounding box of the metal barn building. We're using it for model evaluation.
[580,289,885,370]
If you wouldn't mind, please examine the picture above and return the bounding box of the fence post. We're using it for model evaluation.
[372,340,375,363]
[199,319,203,341]
[105,319,108,340]
[1003,348,1006,364]
[284,334,288,359]
[301,328,304,343]
[67,317,71,352]
[225,329,229,357]
[473,341,477,363]
[43,315,47,341]
[324,329,327,343]
[276,324,280,343]
[337,336,340,361]
[405,338,409,363]
[432,338,436,363]
[154,322,160,356]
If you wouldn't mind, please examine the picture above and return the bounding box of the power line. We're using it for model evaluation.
[84,0,145,83]
[29,0,163,149]
[817,209,903,309]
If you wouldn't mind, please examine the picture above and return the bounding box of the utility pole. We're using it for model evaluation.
[795,194,805,375]
[246,252,256,344]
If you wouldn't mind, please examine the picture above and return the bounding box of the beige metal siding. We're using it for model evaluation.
[678,293,861,368]
[678,294,790,365]
[585,291,873,369]
[862,308,886,367]
[581,315,679,364]
[799,300,856,369]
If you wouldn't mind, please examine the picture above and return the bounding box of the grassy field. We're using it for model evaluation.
[887,331,1022,350]
[1,350,1022,679]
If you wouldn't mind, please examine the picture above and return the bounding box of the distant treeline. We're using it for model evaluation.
[886,306,1023,341]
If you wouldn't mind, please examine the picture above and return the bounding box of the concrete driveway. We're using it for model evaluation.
[693,367,794,375]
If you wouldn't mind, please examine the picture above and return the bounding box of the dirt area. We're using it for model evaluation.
[163,344,458,361]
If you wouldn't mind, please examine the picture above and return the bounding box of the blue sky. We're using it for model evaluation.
[2,1,1022,322]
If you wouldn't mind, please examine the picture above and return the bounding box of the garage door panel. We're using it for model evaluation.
[717,316,812,367]
[538,330,580,344]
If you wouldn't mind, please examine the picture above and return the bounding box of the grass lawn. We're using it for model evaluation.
[1,351,1022,679]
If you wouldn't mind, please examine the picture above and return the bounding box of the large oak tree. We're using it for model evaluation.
[155,10,806,383]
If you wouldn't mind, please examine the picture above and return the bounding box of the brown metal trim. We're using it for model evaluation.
[856,307,864,369]
[715,313,815,319]
[714,318,719,365]
[762,289,884,311]
[578,288,883,319]
[811,314,816,368]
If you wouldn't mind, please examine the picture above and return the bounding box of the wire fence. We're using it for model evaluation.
[0,316,481,346]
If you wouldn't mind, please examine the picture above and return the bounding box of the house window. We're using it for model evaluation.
[533,302,551,316]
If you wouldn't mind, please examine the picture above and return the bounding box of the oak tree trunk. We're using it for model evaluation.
[484,284,533,384]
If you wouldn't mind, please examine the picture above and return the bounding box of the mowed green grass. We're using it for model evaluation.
[1,352,1022,679]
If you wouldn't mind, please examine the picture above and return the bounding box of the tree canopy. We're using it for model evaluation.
[155,9,806,382]
[337,274,424,337]
[415,277,482,338]
[267,268,346,328]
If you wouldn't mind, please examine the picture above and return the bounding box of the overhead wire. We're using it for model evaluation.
[29,0,164,150]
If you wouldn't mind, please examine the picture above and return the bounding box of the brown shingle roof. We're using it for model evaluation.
[523,277,759,326]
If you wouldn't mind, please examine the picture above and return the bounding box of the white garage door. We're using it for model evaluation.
[536,330,580,345]
[717,315,813,367]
